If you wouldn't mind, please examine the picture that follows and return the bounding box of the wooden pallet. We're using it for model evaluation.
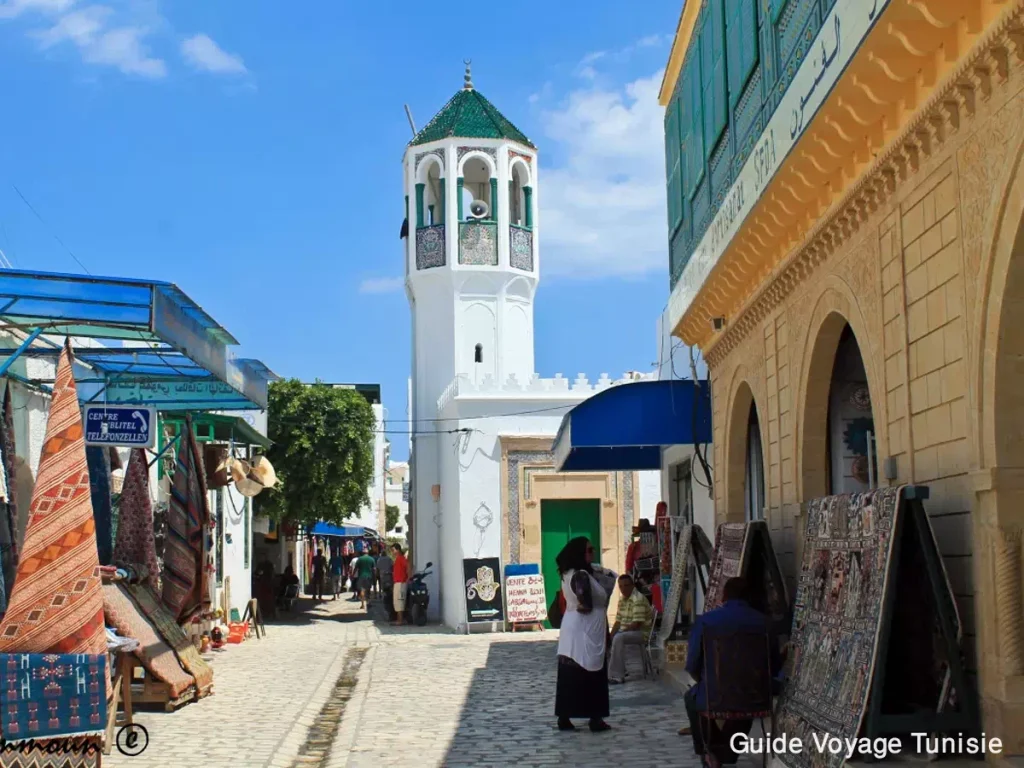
[126,657,197,712]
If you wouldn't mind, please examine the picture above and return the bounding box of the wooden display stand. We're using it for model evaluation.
[103,652,134,755]
[861,485,978,741]
[125,656,194,712]
[241,597,265,639]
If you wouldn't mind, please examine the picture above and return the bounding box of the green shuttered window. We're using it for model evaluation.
[727,0,759,108]
[700,0,727,155]
[683,55,704,199]
[665,93,683,234]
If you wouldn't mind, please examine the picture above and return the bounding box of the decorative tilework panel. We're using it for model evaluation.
[510,226,533,271]
[416,225,446,269]
[414,148,445,174]
[506,451,553,563]
[459,222,498,265]
[458,146,497,164]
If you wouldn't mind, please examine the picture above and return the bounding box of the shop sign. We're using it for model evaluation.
[463,557,504,623]
[505,572,547,625]
[667,0,890,331]
[83,405,156,448]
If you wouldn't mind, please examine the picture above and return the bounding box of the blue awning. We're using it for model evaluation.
[552,379,713,472]
[309,522,367,538]
[0,269,276,409]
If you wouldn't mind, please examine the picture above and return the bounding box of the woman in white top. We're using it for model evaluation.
[554,536,618,732]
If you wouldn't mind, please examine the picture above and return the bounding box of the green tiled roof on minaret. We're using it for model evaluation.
[410,61,536,148]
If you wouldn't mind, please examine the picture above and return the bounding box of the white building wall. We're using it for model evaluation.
[349,402,386,531]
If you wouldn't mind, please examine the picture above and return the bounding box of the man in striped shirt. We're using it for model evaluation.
[608,574,654,684]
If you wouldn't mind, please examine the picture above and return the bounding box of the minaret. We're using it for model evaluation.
[403,63,539,615]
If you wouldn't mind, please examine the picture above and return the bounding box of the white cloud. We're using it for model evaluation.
[15,2,166,77]
[180,33,246,75]
[359,276,404,295]
[537,69,667,279]
[0,0,74,19]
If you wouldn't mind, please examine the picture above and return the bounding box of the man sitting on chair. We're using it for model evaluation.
[683,576,782,767]
[608,574,654,684]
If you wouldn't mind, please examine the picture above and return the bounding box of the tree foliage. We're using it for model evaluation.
[385,504,400,532]
[264,379,375,525]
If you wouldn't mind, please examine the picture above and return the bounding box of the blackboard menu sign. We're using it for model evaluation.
[463,557,504,623]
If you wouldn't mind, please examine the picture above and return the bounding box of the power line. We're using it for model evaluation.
[11,183,91,275]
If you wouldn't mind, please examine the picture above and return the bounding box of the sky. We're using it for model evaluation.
[0,0,682,461]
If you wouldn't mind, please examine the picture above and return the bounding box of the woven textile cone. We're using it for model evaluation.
[161,414,212,622]
[0,339,105,656]
[112,448,160,589]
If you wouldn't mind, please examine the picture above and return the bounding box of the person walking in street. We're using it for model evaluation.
[391,544,409,626]
[354,549,376,610]
[348,552,360,596]
[376,546,395,621]
[608,574,653,684]
[311,548,328,601]
[554,536,616,733]
[329,548,344,600]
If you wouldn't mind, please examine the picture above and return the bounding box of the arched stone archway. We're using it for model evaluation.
[795,283,886,503]
[724,379,766,524]
[973,116,1024,748]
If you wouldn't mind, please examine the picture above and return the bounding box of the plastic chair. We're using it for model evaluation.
[699,626,774,768]
[640,610,660,679]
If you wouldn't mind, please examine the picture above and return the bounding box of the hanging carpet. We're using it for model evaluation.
[774,486,964,768]
[1,382,19,579]
[0,339,105,658]
[112,448,161,590]
[86,446,113,567]
[702,520,790,634]
[656,524,713,647]
[125,582,213,697]
[161,415,212,622]
[102,583,197,703]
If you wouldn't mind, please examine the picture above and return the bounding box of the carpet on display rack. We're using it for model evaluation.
[657,524,714,648]
[703,521,790,635]
[774,486,965,768]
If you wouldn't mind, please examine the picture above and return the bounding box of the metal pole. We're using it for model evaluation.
[866,431,876,490]
[0,327,43,377]
[403,105,417,137]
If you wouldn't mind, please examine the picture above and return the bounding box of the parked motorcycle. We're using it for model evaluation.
[407,562,433,627]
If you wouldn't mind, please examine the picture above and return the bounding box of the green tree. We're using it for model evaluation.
[264,379,375,526]
[385,504,400,532]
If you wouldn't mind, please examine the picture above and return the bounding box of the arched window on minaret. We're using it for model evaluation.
[474,343,483,364]
[422,161,444,226]
[460,158,493,221]
[509,163,528,227]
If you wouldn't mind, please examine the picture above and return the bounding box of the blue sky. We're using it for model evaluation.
[0,0,681,460]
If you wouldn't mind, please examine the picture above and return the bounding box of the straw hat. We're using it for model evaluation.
[216,455,251,485]
[250,455,277,488]
[234,475,264,498]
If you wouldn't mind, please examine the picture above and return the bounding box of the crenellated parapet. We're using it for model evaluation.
[436,370,655,413]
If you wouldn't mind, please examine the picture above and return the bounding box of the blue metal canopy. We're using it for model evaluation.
[0,269,275,410]
[552,379,713,472]
[309,522,369,538]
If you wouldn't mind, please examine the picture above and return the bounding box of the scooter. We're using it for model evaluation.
[407,562,433,627]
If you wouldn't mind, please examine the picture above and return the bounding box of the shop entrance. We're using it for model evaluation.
[540,498,601,628]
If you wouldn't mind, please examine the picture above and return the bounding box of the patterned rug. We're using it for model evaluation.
[161,415,211,622]
[703,523,747,611]
[657,525,713,647]
[112,449,160,590]
[85,447,112,567]
[126,583,213,696]
[0,653,106,741]
[102,583,196,701]
[0,738,101,767]
[702,521,790,629]
[0,340,105,657]
[775,487,903,768]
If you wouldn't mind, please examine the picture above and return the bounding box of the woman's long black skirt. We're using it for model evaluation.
[555,655,610,719]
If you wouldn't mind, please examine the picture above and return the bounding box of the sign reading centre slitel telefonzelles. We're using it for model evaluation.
[83,405,156,448]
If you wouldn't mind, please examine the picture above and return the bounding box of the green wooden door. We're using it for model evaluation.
[540,499,601,628]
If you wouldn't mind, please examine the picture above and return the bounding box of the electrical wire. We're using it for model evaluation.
[11,183,91,275]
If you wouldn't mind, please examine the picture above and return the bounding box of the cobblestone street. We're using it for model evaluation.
[105,595,706,768]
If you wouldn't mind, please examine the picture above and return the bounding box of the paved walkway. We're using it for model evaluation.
[105,594,707,768]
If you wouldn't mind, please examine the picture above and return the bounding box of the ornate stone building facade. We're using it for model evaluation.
[661,0,1024,752]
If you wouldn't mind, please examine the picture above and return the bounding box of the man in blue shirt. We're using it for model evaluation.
[683,577,782,767]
